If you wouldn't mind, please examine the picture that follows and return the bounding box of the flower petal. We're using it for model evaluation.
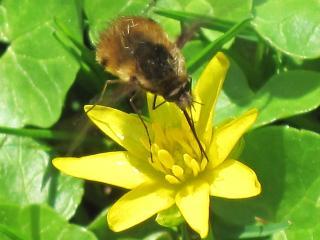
[147,93,184,128]
[108,182,175,231]
[208,159,261,198]
[53,152,147,189]
[176,180,210,238]
[84,105,150,157]
[211,109,258,167]
[194,52,230,138]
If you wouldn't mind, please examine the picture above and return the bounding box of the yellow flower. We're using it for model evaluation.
[53,53,261,238]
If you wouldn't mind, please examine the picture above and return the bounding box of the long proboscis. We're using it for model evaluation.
[182,109,209,161]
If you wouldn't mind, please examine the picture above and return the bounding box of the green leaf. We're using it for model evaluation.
[0,135,83,219]
[88,207,174,240]
[0,126,74,140]
[215,67,320,128]
[0,204,97,240]
[187,18,251,73]
[0,224,23,240]
[205,0,252,21]
[154,8,256,42]
[214,220,290,239]
[154,0,251,40]
[156,205,184,228]
[83,0,149,44]
[0,0,81,128]
[252,0,320,58]
[253,71,320,127]
[163,0,252,22]
[214,126,320,239]
[150,0,183,39]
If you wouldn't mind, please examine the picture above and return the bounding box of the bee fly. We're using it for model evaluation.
[95,16,208,160]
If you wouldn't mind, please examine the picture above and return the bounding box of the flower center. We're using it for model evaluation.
[147,123,208,184]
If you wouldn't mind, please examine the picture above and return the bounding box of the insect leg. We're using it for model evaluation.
[129,92,153,162]
[85,79,123,113]
[67,79,129,155]
[152,95,167,110]
[175,22,201,48]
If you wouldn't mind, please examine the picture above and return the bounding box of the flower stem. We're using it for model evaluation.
[180,222,191,240]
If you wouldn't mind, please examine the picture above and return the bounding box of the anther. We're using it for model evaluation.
[165,174,181,184]
[190,158,200,176]
[171,165,184,180]
[200,158,208,171]
[158,149,174,169]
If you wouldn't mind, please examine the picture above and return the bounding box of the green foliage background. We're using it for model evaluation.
[0,0,319,239]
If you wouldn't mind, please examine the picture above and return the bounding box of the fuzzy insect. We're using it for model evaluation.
[96,16,207,160]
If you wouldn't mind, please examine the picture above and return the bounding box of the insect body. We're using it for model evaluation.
[96,16,207,160]
[96,16,191,109]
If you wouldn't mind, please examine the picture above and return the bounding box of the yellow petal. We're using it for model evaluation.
[147,93,184,128]
[194,52,230,138]
[53,152,147,189]
[208,159,261,198]
[108,182,175,231]
[84,105,150,157]
[212,109,258,167]
[176,180,210,238]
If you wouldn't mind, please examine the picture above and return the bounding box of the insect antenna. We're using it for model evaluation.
[192,99,204,106]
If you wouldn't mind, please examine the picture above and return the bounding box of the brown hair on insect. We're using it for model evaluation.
[96,16,207,160]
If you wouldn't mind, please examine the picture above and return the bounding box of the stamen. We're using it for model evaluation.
[151,143,160,154]
[183,153,193,168]
[171,165,184,180]
[165,174,181,184]
[190,158,200,176]
[153,123,166,146]
[176,135,194,155]
[148,121,209,183]
[200,158,208,171]
[148,157,166,173]
[179,126,201,157]
[164,129,184,150]
[158,149,174,169]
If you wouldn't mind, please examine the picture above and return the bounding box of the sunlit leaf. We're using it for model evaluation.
[84,0,149,44]
[0,135,83,219]
[253,0,320,58]
[215,66,320,128]
[0,0,82,128]
[214,126,320,239]
[0,204,97,240]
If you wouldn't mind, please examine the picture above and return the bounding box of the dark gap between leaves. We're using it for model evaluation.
[0,41,9,58]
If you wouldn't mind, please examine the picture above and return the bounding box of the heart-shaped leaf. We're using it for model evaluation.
[0,204,97,240]
[0,0,82,128]
[253,0,320,58]
[84,0,149,44]
[213,126,320,239]
[0,135,83,219]
[215,66,320,128]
